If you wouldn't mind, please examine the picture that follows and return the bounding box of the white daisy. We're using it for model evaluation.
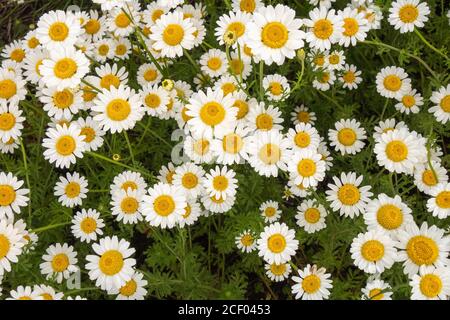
[410,265,450,300]
[257,222,298,264]
[295,199,328,234]
[0,69,27,105]
[179,200,202,227]
[339,64,362,90]
[361,279,393,300]
[414,161,448,195]
[290,105,316,125]
[201,193,236,214]
[235,229,258,253]
[263,74,290,101]
[0,219,25,277]
[324,50,345,71]
[232,0,263,14]
[291,264,333,300]
[71,208,104,243]
[0,102,24,143]
[395,88,423,114]
[199,49,228,78]
[246,102,283,133]
[7,286,43,300]
[338,7,369,47]
[110,271,148,300]
[426,183,450,219]
[372,118,407,141]
[172,162,205,199]
[304,6,343,51]
[288,149,326,188]
[110,170,148,195]
[211,123,252,165]
[312,70,336,91]
[388,0,430,33]
[139,84,169,117]
[157,162,176,185]
[375,66,412,100]
[39,86,83,120]
[260,200,281,223]
[429,84,450,124]
[40,243,78,283]
[54,171,88,208]
[184,135,215,164]
[215,11,252,48]
[33,284,64,300]
[137,63,162,87]
[265,262,291,282]
[328,118,367,155]
[75,116,105,152]
[203,166,237,201]
[111,188,144,224]
[36,10,82,50]
[0,172,29,220]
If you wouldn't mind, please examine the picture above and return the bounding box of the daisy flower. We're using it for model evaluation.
[92,85,144,134]
[288,149,326,188]
[184,135,215,164]
[246,102,283,133]
[93,38,115,62]
[211,124,252,165]
[149,11,195,58]
[328,118,367,155]
[201,193,236,214]
[227,50,252,80]
[257,222,299,264]
[1,40,26,65]
[350,230,397,274]
[339,64,362,90]
[395,222,450,277]
[75,117,105,152]
[71,208,104,243]
[290,105,316,125]
[39,86,83,120]
[0,138,19,154]
[426,183,450,219]
[157,162,176,185]
[429,84,450,124]
[139,84,170,117]
[312,70,336,91]
[179,200,202,227]
[22,47,48,85]
[364,194,414,235]
[338,7,369,47]
[82,10,106,42]
[7,286,43,300]
[0,172,29,220]
[172,162,205,200]
[42,123,86,169]
[0,69,27,105]
[186,88,237,139]
[215,11,252,48]
[40,243,78,283]
[265,262,292,282]
[395,88,423,114]
[91,63,129,90]
[388,0,430,33]
[0,102,24,143]
[214,74,242,96]
[22,30,41,52]
[235,229,258,253]
[36,10,82,50]
[247,130,291,177]
[231,91,256,124]
[326,172,373,218]
[246,4,305,65]
[142,2,168,27]
[372,118,407,141]
[54,171,88,208]
[375,66,412,100]
[113,37,132,60]
[85,236,136,291]
[288,179,313,198]
[232,0,263,13]
[0,219,25,277]
[203,166,237,201]
[291,264,333,300]
[110,271,148,300]
[107,5,139,37]
[374,128,426,174]
[263,74,290,101]
[361,279,393,300]
[414,161,448,195]
[260,200,281,223]
[137,63,162,87]
[199,49,228,78]
[410,266,450,300]
[33,284,64,300]
[111,188,144,224]
[39,46,89,90]
[141,183,187,229]
[295,200,328,234]
[304,6,343,51]
[324,50,345,71]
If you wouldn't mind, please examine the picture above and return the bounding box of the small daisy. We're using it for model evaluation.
[203,166,237,201]
[326,172,373,218]
[375,66,412,100]
[339,64,362,90]
[215,11,252,48]
[338,7,369,47]
[107,5,138,37]
[211,124,251,165]
[395,222,450,277]
[142,2,168,27]
[364,194,414,235]
[230,91,256,124]
[312,70,336,91]
[0,69,27,105]
[304,6,343,51]
[7,286,43,300]
[291,264,333,300]
[71,208,104,243]
[295,200,328,234]
[246,4,305,65]
[232,0,263,14]
[0,219,25,276]
[324,50,345,71]
[139,84,169,117]
[137,63,162,87]
[257,222,299,264]
[36,10,82,50]
[141,183,187,229]
[93,38,115,62]
[110,171,148,195]
[0,102,24,144]
[22,30,41,52]
[350,230,397,274]
[92,85,144,134]
[429,84,450,124]
[39,86,83,120]
[260,200,281,223]
[54,171,88,208]
[372,118,407,141]
[113,37,132,60]
[395,88,423,114]
[388,0,430,33]
[1,40,26,65]
[33,284,64,300]
[414,162,448,195]
[172,162,205,200]
[111,188,144,224]
[184,135,215,164]
[0,172,29,220]
[22,47,48,85]
[179,200,202,227]
[214,74,242,96]
[0,138,19,154]
[235,229,258,253]
[246,102,283,133]
[410,266,450,300]
[361,279,393,300]
[40,243,78,283]
[199,49,228,78]
[290,105,316,125]
[288,149,326,188]
[157,162,176,185]
[374,128,426,174]
[92,63,129,90]
[201,193,236,214]
[265,262,292,282]
[328,119,367,155]
[85,236,136,291]
[263,74,290,101]
[227,50,252,80]
[426,183,450,219]
[110,271,148,300]
[288,179,313,198]
[75,117,105,152]
[82,10,106,42]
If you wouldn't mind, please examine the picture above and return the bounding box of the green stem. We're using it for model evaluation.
[80,78,102,93]
[183,49,211,86]
[317,90,344,110]
[123,131,136,166]
[414,28,450,62]
[380,98,389,120]
[30,221,72,233]
[19,138,32,222]
[259,61,264,100]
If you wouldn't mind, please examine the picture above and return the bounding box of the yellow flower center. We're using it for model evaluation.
[304,208,321,223]
[106,99,131,121]
[222,133,243,154]
[229,59,244,75]
[115,44,127,56]
[221,82,236,95]
[270,263,286,276]
[53,89,74,109]
[240,0,256,13]
[328,54,340,65]
[120,279,137,297]
[261,22,288,49]
[269,82,283,96]
[152,9,164,23]
[361,240,385,262]
[297,111,310,123]
[82,85,97,102]
[406,235,438,266]
[51,253,69,272]
[80,217,97,233]
[163,24,185,46]
[314,55,325,66]
[213,176,229,191]
[80,126,96,143]
[207,57,222,71]
[233,99,248,119]
[121,196,139,214]
[84,19,101,35]
[313,19,333,40]
[440,95,450,112]
[368,288,384,300]
[0,112,16,131]
[227,22,246,38]
[297,159,316,177]
[256,113,273,130]
[385,140,408,162]
[343,18,359,37]
[402,95,416,108]
[399,5,419,23]
[41,293,53,300]
[337,184,360,205]
[122,181,137,191]
[0,234,11,259]
[145,93,161,109]
[267,233,286,253]
[27,37,40,49]
[337,128,357,146]
[0,185,16,206]
[264,207,276,217]
[100,74,121,89]
[193,139,210,155]
[99,250,124,275]
[436,191,450,209]
[167,171,175,184]
[420,170,436,187]
[181,173,198,189]
[183,204,191,218]
[420,274,442,298]
[54,58,78,79]
[259,143,281,165]
[56,135,76,155]
[144,69,157,82]
[199,102,226,126]
[98,44,110,56]
[153,195,175,216]
[115,13,131,28]
[10,48,25,62]
[376,204,403,230]
[48,22,69,41]
[383,75,402,92]
[240,234,254,246]
[302,274,321,294]
[65,182,80,198]
[343,71,356,83]
[0,79,17,99]
[181,106,192,122]
[294,132,311,148]
[243,44,253,56]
